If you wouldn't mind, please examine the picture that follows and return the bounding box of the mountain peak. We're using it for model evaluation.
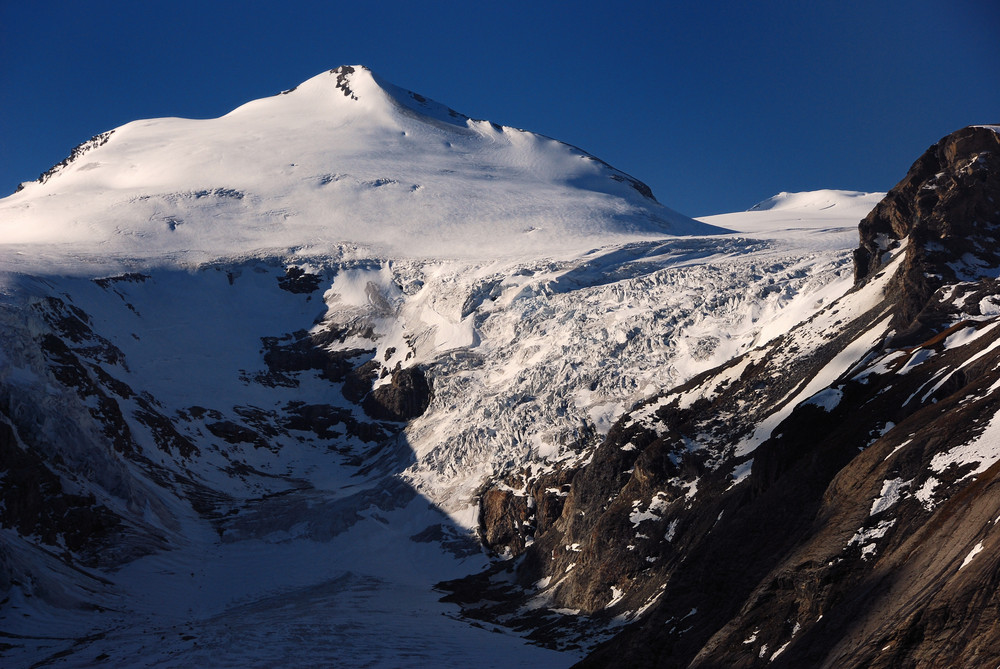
[229,64,390,116]
[328,64,367,100]
[2,67,715,265]
[271,65,470,128]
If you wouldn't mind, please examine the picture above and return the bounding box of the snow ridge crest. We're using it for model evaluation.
[296,65,471,128]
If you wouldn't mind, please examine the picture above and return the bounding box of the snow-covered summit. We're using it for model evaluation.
[227,65,467,127]
[1,66,720,266]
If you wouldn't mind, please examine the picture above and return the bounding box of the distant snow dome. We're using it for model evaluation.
[0,65,725,265]
[748,190,883,213]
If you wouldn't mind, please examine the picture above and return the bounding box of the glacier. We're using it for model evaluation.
[0,66,884,666]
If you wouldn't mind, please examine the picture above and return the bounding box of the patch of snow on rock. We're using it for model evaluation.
[804,387,843,411]
[960,542,984,570]
[870,477,910,516]
[929,410,1000,480]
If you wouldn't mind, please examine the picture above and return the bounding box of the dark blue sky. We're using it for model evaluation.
[2,1,997,216]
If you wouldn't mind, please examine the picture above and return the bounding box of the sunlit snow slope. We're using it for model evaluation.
[1,65,711,265]
[0,65,881,667]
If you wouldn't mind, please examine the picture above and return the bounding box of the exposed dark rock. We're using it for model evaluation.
[28,131,115,188]
[206,420,269,449]
[280,402,351,440]
[278,401,387,445]
[260,328,370,385]
[362,365,432,422]
[0,419,121,557]
[277,266,322,294]
[332,65,359,100]
[37,328,138,456]
[578,154,659,203]
[135,398,199,457]
[479,487,531,556]
[855,125,1000,339]
[477,467,576,559]
[342,359,381,403]
[190,187,243,199]
[93,273,151,289]
[256,324,410,442]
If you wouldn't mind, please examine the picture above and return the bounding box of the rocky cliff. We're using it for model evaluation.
[453,125,1000,667]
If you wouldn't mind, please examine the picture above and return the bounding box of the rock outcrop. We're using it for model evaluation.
[363,365,433,422]
[855,124,1000,338]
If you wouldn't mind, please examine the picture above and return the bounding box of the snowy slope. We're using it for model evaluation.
[0,66,712,266]
[0,66,882,667]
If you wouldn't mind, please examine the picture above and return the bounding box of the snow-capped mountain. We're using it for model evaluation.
[3,65,998,667]
[2,65,708,266]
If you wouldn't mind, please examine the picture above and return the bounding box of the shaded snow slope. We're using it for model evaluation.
[1,66,716,265]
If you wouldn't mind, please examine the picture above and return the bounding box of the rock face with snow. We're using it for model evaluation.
[856,126,1000,336]
[448,125,1000,667]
